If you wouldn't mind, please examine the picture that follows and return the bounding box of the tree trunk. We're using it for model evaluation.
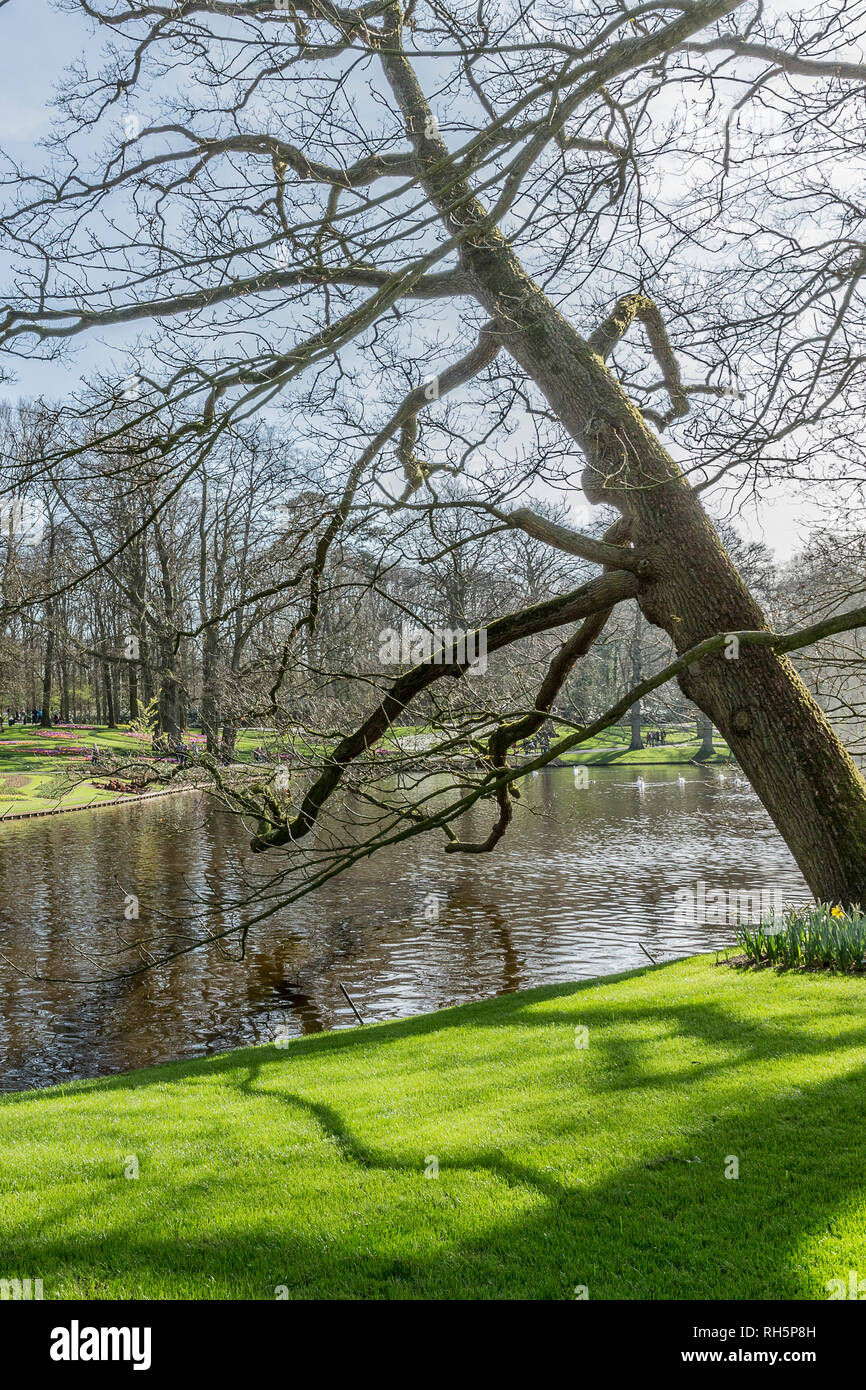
[138,631,154,707]
[151,519,183,737]
[444,221,866,903]
[60,659,69,723]
[201,628,221,754]
[698,713,714,757]
[158,668,182,739]
[102,659,116,728]
[40,520,57,726]
[629,702,642,752]
[40,627,54,726]
[128,659,139,721]
[221,720,237,760]
[628,605,643,750]
[501,299,866,901]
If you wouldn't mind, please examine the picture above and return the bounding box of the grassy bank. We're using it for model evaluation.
[0,725,149,814]
[0,722,731,816]
[559,742,729,766]
[554,725,730,765]
[1,956,863,1300]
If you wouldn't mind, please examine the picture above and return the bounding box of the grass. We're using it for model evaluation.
[560,741,729,766]
[0,721,732,815]
[1,955,864,1300]
[736,904,866,972]
[0,722,326,813]
[0,781,126,813]
[0,724,224,814]
[0,724,143,759]
[348,722,732,765]
[553,724,730,764]
[0,725,149,813]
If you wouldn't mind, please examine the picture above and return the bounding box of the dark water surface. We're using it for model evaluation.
[0,765,808,1090]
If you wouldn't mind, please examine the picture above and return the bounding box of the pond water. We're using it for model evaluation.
[0,764,809,1090]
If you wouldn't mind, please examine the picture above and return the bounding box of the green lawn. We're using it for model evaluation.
[560,741,729,765]
[0,725,143,757]
[0,723,731,815]
[1,956,864,1299]
[371,723,731,765]
[0,723,321,813]
[0,725,148,813]
[551,723,730,764]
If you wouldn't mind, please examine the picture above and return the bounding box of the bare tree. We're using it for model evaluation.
[2,0,866,912]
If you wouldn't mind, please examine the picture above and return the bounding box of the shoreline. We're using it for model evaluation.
[0,753,730,822]
[0,781,207,822]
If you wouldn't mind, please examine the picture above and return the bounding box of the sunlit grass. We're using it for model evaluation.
[1,956,864,1299]
[0,726,168,813]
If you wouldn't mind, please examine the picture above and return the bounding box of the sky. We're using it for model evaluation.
[0,2,75,157]
[0,0,827,562]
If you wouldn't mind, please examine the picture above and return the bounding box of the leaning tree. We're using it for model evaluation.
[3,0,866,909]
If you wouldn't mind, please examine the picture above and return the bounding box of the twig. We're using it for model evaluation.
[339,981,366,1025]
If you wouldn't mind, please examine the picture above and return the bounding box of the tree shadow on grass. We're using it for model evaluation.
[2,1056,863,1299]
[2,969,865,1298]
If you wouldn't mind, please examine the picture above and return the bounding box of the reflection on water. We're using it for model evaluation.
[0,765,808,1090]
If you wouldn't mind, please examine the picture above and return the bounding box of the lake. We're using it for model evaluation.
[0,763,809,1090]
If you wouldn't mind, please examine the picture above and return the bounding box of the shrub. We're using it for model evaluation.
[735,903,866,972]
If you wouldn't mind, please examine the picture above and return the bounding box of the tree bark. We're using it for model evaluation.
[39,520,57,726]
[502,295,866,901]
[59,658,69,723]
[698,713,714,758]
[40,628,54,725]
[628,605,643,750]
[127,659,139,722]
[201,626,221,754]
[102,658,116,728]
[139,632,154,708]
[502,298,866,901]
[221,720,237,761]
[157,651,182,739]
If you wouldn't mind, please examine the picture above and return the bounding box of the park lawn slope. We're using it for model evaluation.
[0,955,864,1300]
[0,725,145,814]
[559,742,728,765]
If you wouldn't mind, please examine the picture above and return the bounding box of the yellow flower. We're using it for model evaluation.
[831,905,845,918]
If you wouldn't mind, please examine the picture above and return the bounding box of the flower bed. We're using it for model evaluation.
[92,779,150,794]
[3,744,92,757]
